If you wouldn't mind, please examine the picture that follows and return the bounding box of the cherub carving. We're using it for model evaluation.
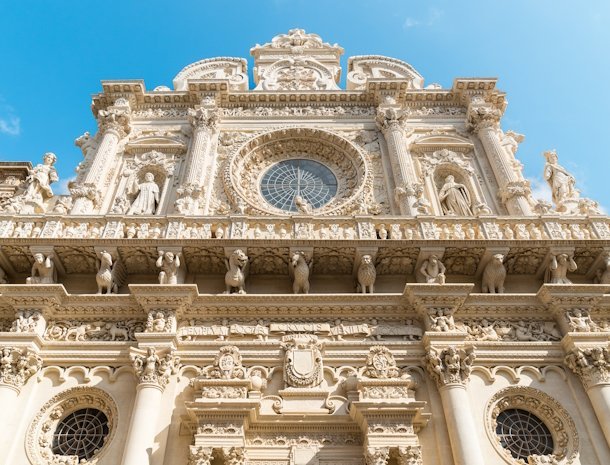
[420,254,446,284]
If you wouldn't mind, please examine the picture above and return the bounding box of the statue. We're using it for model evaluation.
[127,172,160,215]
[96,250,125,294]
[429,309,455,332]
[412,184,431,215]
[26,253,57,284]
[23,152,58,205]
[566,309,597,332]
[481,254,506,293]
[594,254,610,284]
[0,266,7,284]
[420,254,446,284]
[438,175,473,216]
[224,249,249,294]
[157,250,181,285]
[294,195,313,214]
[357,254,376,293]
[544,253,577,284]
[543,150,577,206]
[289,250,312,294]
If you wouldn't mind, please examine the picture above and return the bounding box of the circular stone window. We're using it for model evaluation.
[52,408,110,461]
[26,387,117,465]
[260,159,338,212]
[495,408,554,460]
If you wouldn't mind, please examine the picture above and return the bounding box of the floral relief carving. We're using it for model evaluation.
[363,345,400,379]
[0,346,42,389]
[565,346,610,389]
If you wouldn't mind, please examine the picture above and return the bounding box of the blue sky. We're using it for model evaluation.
[0,0,609,211]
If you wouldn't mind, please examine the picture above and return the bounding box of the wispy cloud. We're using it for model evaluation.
[55,176,76,195]
[0,116,20,135]
[529,177,552,203]
[404,7,444,29]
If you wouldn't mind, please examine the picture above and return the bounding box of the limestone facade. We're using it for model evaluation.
[0,29,609,465]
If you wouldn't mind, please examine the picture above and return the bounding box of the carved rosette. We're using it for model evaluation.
[565,346,610,389]
[188,445,214,465]
[365,447,390,465]
[0,346,42,390]
[281,335,323,388]
[131,347,180,389]
[423,346,475,388]
[363,345,400,379]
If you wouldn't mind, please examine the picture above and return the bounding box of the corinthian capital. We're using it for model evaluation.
[424,346,475,388]
[498,180,532,203]
[365,447,390,465]
[68,181,101,212]
[131,347,180,389]
[397,445,423,465]
[188,106,219,130]
[375,106,407,133]
[467,102,502,132]
[98,106,131,137]
[188,446,213,465]
[565,346,610,389]
[0,346,42,390]
[220,447,246,465]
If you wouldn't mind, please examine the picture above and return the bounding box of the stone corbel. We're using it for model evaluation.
[535,246,576,280]
[537,284,610,336]
[156,246,186,284]
[30,245,66,278]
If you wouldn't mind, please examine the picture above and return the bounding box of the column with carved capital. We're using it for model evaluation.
[120,347,179,465]
[176,104,218,215]
[71,101,132,214]
[0,347,42,437]
[424,346,485,465]
[467,99,533,215]
[565,345,610,447]
[376,106,419,215]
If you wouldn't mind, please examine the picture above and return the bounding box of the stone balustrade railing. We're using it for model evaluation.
[1,214,609,241]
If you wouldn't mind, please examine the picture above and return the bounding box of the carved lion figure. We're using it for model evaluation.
[224,249,249,294]
[482,254,506,294]
[357,254,376,293]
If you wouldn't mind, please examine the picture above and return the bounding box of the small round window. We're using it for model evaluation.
[52,408,110,461]
[495,408,554,460]
[260,159,338,212]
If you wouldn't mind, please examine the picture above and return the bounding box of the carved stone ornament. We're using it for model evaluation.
[289,250,312,294]
[26,252,57,284]
[347,55,424,90]
[419,254,446,284]
[424,346,475,387]
[156,250,182,285]
[397,445,423,465]
[256,56,339,91]
[528,455,560,465]
[482,254,507,293]
[565,346,610,389]
[188,106,219,130]
[11,310,43,333]
[97,103,131,137]
[173,57,248,92]
[544,254,577,284]
[68,181,101,214]
[205,345,246,380]
[131,347,180,388]
[220,446,246,465]
[252,28,342,52]
[44,319,144,342]
[224,249,249,294]
[428,309,456,332]
[0,346,42,389]
[363,345,400,379]
[357,254,377,294]
[145,309,176,333]
[281,334,323,388]
[25,387,118,465]
[485,386,579,464]
[565,309,599,332]
[188,445,214,465]
[365,447,390,465]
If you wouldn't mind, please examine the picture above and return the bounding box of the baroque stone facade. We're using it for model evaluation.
[0,29,609,465]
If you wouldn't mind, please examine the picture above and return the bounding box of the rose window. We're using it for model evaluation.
[495,408,554,460]
[52,408,110,461]
[260,159,338,212]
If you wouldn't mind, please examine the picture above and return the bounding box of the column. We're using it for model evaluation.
[376,106,419,216]
[565,346,610,447]
[71,101,132,214]
[467,100,533,215]
[120,347,179,465]
[176,104,218,215]
[0,347,42,437]
[424,346,485,465]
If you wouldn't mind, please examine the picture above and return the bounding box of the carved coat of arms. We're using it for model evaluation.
[281,335,323,388]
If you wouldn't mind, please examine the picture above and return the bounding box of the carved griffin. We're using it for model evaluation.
[224,249,249,294]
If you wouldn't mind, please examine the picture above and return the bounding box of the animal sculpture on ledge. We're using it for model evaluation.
[224,249,249,294]
[289,250,312,294]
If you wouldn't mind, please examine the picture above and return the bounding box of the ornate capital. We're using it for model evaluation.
[565,346,610,389]
[424,346,475,387]
[131,347,180,389]
[220,447,246,465]
[0,346,42,390]
[188,107,218,130]
[467,103,501,132]
[498,180,532,203]
[364,345,400,379]
[98,106,131,138]
[188,446,213,465]
[397,445,423,465]
[375,107,406,133]
[365,447,390,465]
[68,181,101,213]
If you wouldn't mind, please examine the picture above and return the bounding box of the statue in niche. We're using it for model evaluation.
[294,195,313,214]
[544,253,577,284]
[420,254,446,284]
[543,150,577,205]
[438,175,473,216]
[127,172,160,215]
[156,250,181,285]
[23,152,59,205]
[26,253,57,284]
